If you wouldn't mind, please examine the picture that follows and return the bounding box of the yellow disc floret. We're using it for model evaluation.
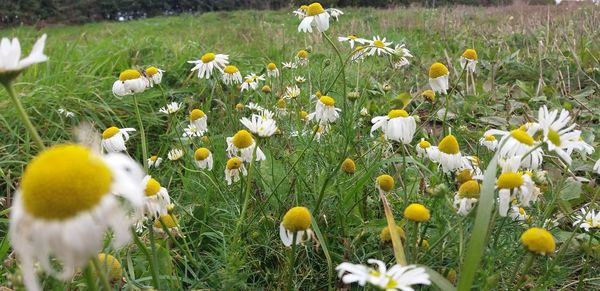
[422,89,436,102]
[144,178,161,197]
[194,148,210,161]
[438,134,460,154]
[190,109,206,121]
[297,49,309,59]
[319,96,335,106]
[387,109,409,119]
[226,157,243,170]
[21,144,112,220]
[404,203,431,222]
[145,66,159,76]
[299,110,309,120]
[306,2,325,16]
[377,174,395,192]
[462,49,478,61]
[520,227,555,255]
[102,127,120,139]
[232,130,254,149]
[97,253,123,281]
[458,180,480,199]
[267,63,277,71]
[262,85,272,93]
[484,135,496,141]
[548,129,561,146]
[341,158,356,174]
[201,52,216,63]
[456,169,473,185]
[380,225,406,243]
[373,40,385,48]
[150,155,158,161]
[497,172,524,189]
[277,98,287,109]
[224,65,239,74]
[429,62,449,79]
[282,206,312,231]
[119,69,141,81]
[154,214,178,229]
[510,129,534,146]
[418,140,431,149]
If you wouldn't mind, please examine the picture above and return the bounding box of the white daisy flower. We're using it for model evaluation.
[573,207,600,232]
[112,69,148,97]
[392,44,413,69]
[496,156,535,217]
[222,65,242,85]
[336,259,431,290]
[370,109,417,144]
[189,109,208,134]
[327,8,343,21]
[458,155,483,180]
[188,52,229,79]
[431,133,463,173]
[225,157,247,185]
[479,134,498,151]
[194,148,213,170]
[240,73,265,92]
[297,2,331,33]
[159,102,182,114]
[9,144,144,291]
[144,66,164,87]
[101,126,135,153]
[295,49,309,66]
[415,138,438,159]
[351,46,368,62]
[226,130,266,162]
[57,108,75,118]
[147,155,162,168]
[284,85,301,99]
[141,176,171,218]
[460,49,478,73]
[167,148,184,161]
[307,95,341,125]
[266,63,280,78]
[360,107,369,116]
[538,105,592,165]
[282,61,298,70]
[338,35,366,49]
[258,108,275,119]
[293,5,308,19]
[240,114,278,137]
[295,76,306,84]
[509,206,528,222]
[365,36,395,56]
[484,126,544,170]
[279,206,313,247]
[428,62,450,94]
[246,102,264,111]
[183,124,204,138]
[0,34,47,80]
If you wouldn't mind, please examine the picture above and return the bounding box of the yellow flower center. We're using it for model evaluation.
[299,111,308,119]
[404,203,431,222]
[235,103,244,110]
[519,207,526,215]
[190,109,206,121]
[341,158,356,174]
[144,178,161,197]
[320,96,335,106]
[224,65,239,74]
[497,172,524,189]
[226,157,243,170]
[418,140,431,149]
[145,66,159,76]
[379,225,406,242]
[456,169,473,185]
[462,49,478,60]
[422,89,436,102]
[119,69,141,81]
[300,5,309,10]
[429,62,449,79]
[484,135,496,141]
[97,253,123,281]
[377,174,395,192]
[277,98,287,109]
[387,109,409,119]
[510,129,534,146]
[373,40,385,48]
[348,35,357,40]
[201,53,216,63]
[267,63,277,70]
[297,49,309,59]
[438,134,460,154]
[520,227,555,255]
[458,180,480,198]
[306,2,325,16]
[194,148,210,161]
[102,127,120,139]
[262,85,271,93]
[232,130,254,149]
[154,214,178,228]
[548,129,561,146]
[150,155,158,161]
[21,144,112,220]
[282,206,311,231]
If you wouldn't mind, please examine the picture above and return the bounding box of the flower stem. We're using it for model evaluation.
[512,254,535,291]
[412,222,419,264]
[131,228,160,289]
[2,82,45,150]
[322,32,347,108]
[83,262,99,291]
[286,231,298,291]
[379,189,407,265]
[236,143,259,234]
[132,94,149,170]
[90,256,112,291]
[148,226,162,290]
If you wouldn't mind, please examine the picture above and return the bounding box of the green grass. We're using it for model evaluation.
[2,3,600,290]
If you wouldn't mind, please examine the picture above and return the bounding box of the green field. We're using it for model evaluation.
[2,3,600,290]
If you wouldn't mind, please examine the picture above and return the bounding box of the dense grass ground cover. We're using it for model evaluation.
[1,3,600,290]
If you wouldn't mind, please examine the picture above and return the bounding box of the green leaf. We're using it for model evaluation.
[311,216,334,291]
[559,178,582,201]
[421,265,457,291]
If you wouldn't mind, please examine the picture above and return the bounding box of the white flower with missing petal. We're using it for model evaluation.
[370,109,417,144]
[0,34,47,80]
[159,102,182,114]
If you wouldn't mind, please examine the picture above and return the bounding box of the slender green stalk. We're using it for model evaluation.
[131,228,160,289]
[2,82,45,150]
[84,262,99,291]
[91,256,113,291]
[511,254,535,291]
[412,222,419,264]
[148,226,162,290]
[158,218,201,270]
[235,143,259,234]
[132,94,149,170]
[286,231,298,291]
[322,32,347,107]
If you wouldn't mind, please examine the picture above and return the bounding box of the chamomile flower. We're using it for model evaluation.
[279,206,313,247]
[428,62,450,94]
[246,102,264,111]
[297,2,331,33]
[573,207,600,232]
[266,62,280,78]
[101,126,135,153]
[225,156,247,185]
[276,98,288,117]
[282,61,298,70]
[338,35,366,49]
[453,180,480,216]
[293,5,309,19]
[336,259,431,290]
[509,206,528,222]
[432,133,463,172]
[144,66,164,87]
[365,36,395,56]
[188,52,229,79]
[392,44,413,69]
[484,127,544,169]
[240,114,278,137]
[141,176,171,218]
[284,85,301,99]
[295,76,306,84]
[96,253,123,282]
[241,73,265,92]
[459,156,483,181]
[112,69,148,97]
[327,8,344,21]
[167,148,184,161]
[307,96,341,125]
[159,102,182,114]
[226,130,266,162]
[57,108,75,118]
[370,109,417,144]
[222,65,242,85]
[0,34,47,83]
[415,138,438,159]
[404,203,431,222]
[296,49,310,66]
[9,144,144,291]
[194,148,213,170]
[479,134,498,151]
[537,105,592,165]
[183,124,204,138]
[421,89,436,103]
[520,227,555,255]
[189,109,208,133]
[460,49,478,73]
[147,155,162,168]
[496,156,535,217]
